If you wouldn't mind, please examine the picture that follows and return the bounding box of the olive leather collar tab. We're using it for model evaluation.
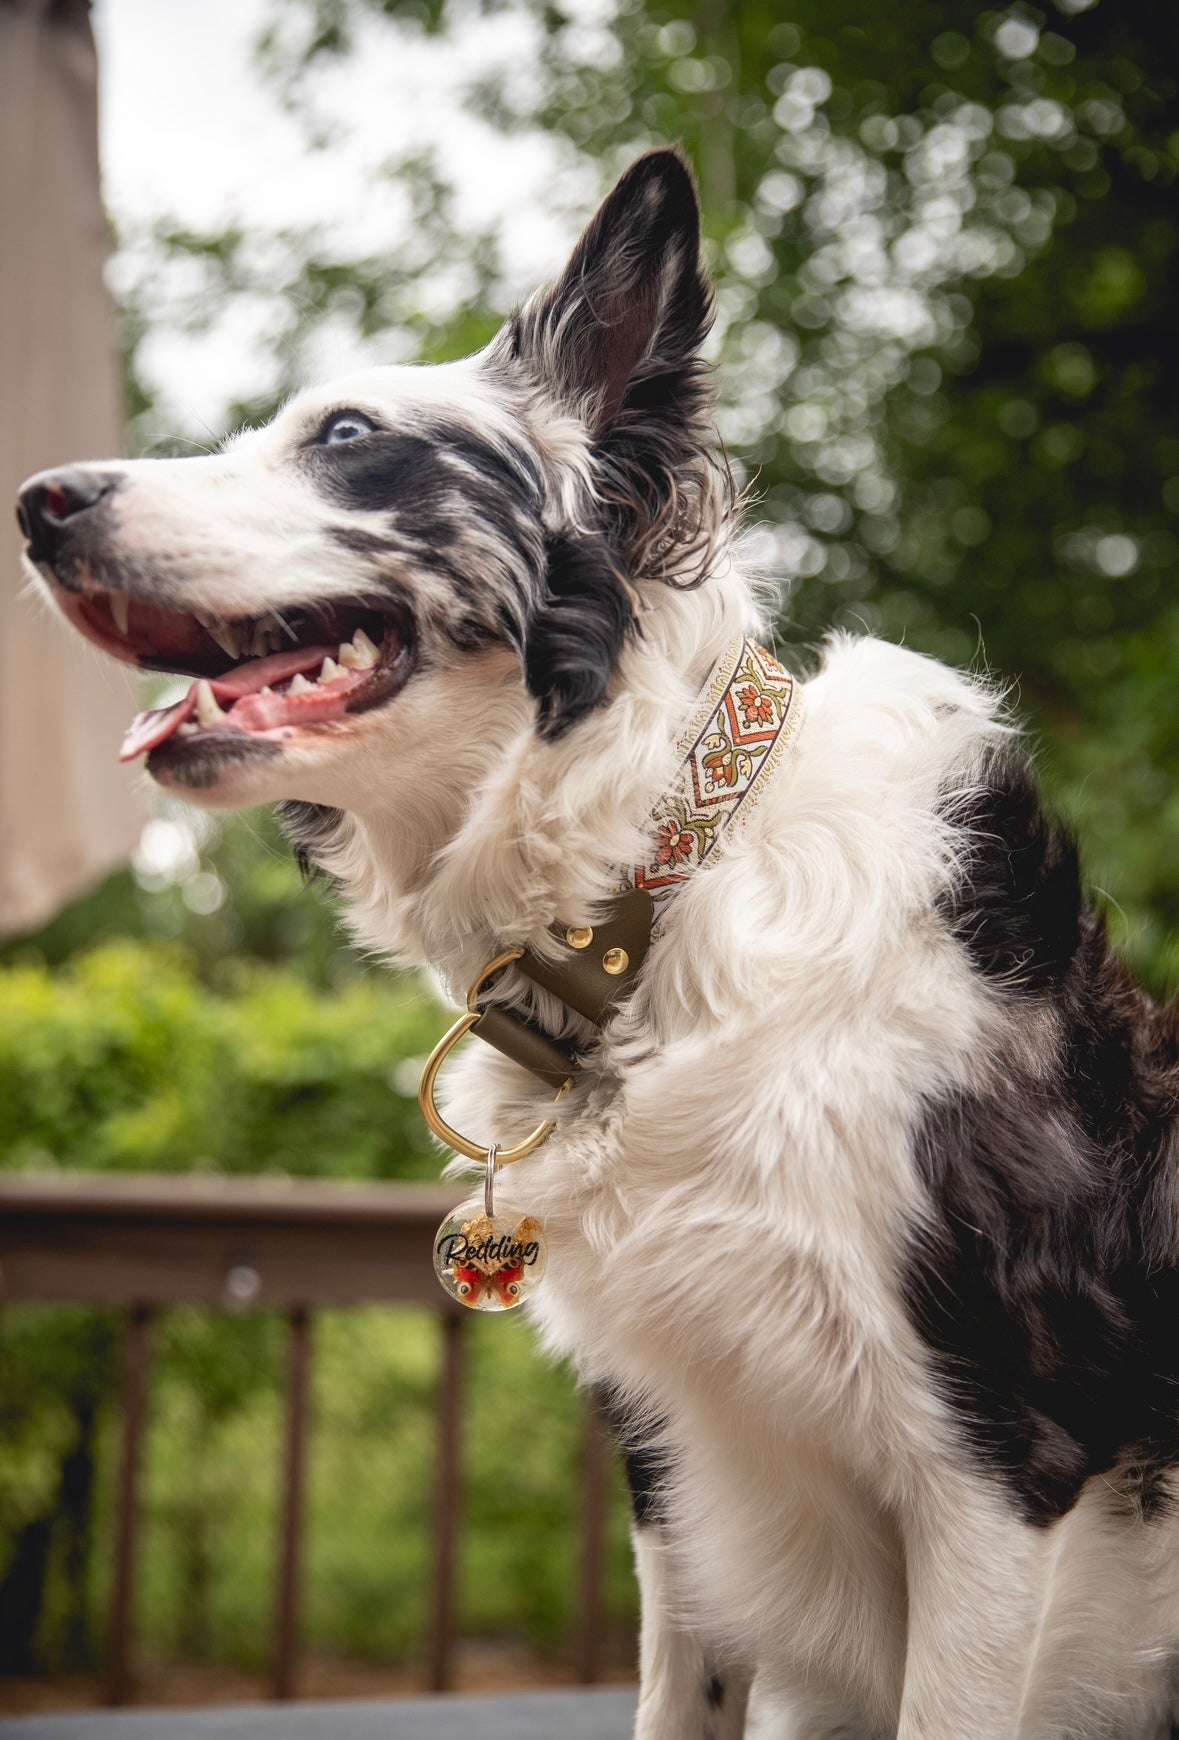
[419,637,804,1159]
[482,887,656,1090]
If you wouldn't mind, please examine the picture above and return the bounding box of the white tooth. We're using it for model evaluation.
[178,722,199,736]
[352,628,380,667]
[288,673,312,695]
[318,656,342,684]
[109,594,130,635]
[195,680,226,726]
[338,641,363,670]
[206,621,242,661]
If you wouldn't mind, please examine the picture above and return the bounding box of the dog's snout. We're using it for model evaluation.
[17,466,119,565]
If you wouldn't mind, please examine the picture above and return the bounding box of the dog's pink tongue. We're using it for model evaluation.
[118,645,337,763]
[121,692,196,762]
[210,646,334,698]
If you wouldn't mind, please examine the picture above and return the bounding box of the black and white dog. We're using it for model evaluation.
[19,149,1179,1738]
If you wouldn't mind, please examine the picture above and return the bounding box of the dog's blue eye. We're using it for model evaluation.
[320,411,376,445]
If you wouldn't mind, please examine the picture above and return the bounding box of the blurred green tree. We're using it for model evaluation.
[113,0,1178,981]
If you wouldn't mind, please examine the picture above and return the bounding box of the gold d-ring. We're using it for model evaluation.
[417,949,569,1164]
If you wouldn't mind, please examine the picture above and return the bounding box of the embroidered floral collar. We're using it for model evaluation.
[423,638,804,1308]
[625,636,804,927]
[419,636,805,1161]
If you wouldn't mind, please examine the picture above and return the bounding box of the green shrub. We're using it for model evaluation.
[0,942,637,1678]
[0,941,441,1181]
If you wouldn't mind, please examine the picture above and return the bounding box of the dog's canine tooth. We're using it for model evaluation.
[340,629,380,670]
[288,673,313,695]
[206,620,242,661]
[194,679,227,725]
[318,656,342,684]
[177,722,199,737]
[354,628,380,665]
[109,593,131,635]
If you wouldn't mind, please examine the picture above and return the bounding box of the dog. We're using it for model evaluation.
[18,146,1179,1738]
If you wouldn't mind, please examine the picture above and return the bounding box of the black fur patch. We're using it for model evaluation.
[439,427,544,504]
[524,532,633,739]
[306,430,456,518]
[328,525,394,559]
[145,733,282,788]
[905,749,1179,1524]
[309,423,539,544]
[277,800,344,882]
[942,750,1084,995]
[313,422,547,657]
[594,1384,673,1529]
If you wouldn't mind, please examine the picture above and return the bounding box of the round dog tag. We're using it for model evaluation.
[433,1203,547,1312]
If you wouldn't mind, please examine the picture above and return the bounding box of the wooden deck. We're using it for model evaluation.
[0,1689,639,1738]
[0,1175,616,1707]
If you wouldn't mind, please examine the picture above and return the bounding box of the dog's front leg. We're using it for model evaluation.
[896,1479,1062,1739]
[597,1386,752,1737]
[633,1523,753,1740]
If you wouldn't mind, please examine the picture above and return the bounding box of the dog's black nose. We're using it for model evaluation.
[17,467,118,564]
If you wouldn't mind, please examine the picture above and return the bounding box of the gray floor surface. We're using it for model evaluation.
[0,1690,638,1740]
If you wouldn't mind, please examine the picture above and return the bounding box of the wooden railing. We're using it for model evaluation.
[0,1174,614,1705]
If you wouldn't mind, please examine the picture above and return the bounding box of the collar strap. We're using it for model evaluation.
[419,639,803,1158]
[625,636,802,924]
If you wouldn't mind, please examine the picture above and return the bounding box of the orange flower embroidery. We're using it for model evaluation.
[655,820,694,866]
[739,684,774,728]
[702,748,740,789]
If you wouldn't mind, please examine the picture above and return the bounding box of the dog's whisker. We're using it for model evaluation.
[268,608,298,643]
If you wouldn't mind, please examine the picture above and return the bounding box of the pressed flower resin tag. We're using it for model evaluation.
[433,1148,547,1313]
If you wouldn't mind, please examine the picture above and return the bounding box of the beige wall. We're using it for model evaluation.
[0,0,144,938]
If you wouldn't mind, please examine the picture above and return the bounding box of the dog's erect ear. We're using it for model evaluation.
[525,532,632,740]
[511,147,711,441]
[511,149,716,734]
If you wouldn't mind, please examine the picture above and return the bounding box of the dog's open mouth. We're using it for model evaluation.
[52,585,414,765]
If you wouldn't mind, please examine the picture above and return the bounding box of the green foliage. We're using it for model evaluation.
[0,941,441,1179]
[0,807,358,989]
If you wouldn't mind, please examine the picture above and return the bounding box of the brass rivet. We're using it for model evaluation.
[565,926,593,950]
[602,947,629,976]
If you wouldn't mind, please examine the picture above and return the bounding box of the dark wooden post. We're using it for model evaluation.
[427,1310,465,1691]
[574,1395,609,1684]
[106,1305,152,1706]
[274,1307,312,1699]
